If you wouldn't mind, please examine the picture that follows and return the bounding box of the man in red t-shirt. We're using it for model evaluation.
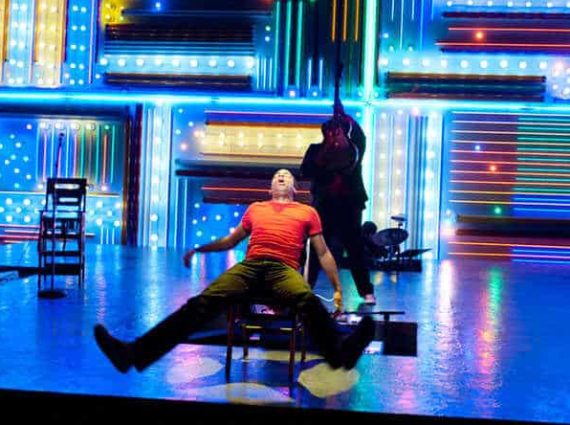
[94,169,374,374]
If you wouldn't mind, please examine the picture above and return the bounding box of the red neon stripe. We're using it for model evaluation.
[438,42,570,48]
[450,27,570,33]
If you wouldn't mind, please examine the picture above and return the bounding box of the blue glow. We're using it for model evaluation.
[513,197,570,203]
[513,259,570,265]
[513,249,570,255]
[514,207,570,214]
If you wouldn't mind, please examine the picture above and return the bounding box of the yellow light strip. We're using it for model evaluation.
[199,152,304,159]
[34,0,67,86]
[0,0,9,80]
[200,124,320,160]
[331,0,337,41]
[343,0,348,41]
[354,0,360,42]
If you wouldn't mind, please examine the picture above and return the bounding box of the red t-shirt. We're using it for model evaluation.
[241,200,322,270]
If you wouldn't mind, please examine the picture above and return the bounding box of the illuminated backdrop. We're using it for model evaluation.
[0,0,568,263]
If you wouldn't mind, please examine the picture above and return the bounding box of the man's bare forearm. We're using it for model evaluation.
[318,250,342,293]
[194,236,236,253]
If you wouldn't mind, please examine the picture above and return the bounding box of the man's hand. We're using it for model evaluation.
[183,249,196,268]
[333,290,343,312]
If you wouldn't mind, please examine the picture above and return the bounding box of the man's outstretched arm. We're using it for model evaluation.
[309,233,343,311]
[183,224,249,267]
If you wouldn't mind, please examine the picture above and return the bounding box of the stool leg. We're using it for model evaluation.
[225,306,235,379]
[242,324,249,359]
[300,321,306,362]
[288,317,297,382]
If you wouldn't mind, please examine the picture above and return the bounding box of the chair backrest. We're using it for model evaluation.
[44,178,88,213]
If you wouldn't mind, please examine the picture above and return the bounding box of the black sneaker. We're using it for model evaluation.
[94,324,133,373]
[341,316,375,370]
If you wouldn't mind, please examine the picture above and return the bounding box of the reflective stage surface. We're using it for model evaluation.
[0,244,568,424]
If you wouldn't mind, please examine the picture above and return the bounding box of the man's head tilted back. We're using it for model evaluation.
[270,169,297,200]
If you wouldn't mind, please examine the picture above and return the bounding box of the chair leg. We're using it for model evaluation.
[242,324,249,359]
[300,321,307,362]
[288,318,297,382]
[225,306,235,379]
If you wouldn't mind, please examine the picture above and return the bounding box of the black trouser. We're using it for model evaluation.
[308,205,374,297]
[131,259,343,371]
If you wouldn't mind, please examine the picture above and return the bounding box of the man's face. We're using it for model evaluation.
[270,169,296,198]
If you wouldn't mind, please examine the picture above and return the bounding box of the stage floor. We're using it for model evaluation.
[0,243,569,424]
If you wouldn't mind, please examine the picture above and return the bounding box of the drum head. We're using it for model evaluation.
[372,228,409,246]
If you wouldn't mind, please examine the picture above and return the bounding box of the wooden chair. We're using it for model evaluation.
[37,178,87,294]
[225,296,306,382]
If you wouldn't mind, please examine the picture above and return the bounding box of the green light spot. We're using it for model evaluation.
[493,206,502,215]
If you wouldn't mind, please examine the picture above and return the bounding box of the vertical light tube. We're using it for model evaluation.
[422,112,443,259]
[295,0,303,88]
[139,103,172,248]
[65,0,98,86]
[33,0,66,86]
[0,0,8,80]
[283,0,292,88]
[362,0,377,101]
[362,107,375,221]
[5,0,36,85]
[272,1,281,90]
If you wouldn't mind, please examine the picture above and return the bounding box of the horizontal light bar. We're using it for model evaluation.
[452,180,570,186]
[451,189,570,196]
[449,241,570,249]
[0,90,359,107]
[451,171,570,177]
[449,252,570,260]
[451,159,570,167]
[450,200,570,206]
[452,150,570,157]
[449,27,570,33]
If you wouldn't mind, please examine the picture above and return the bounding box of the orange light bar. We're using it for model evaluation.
[354,0,360,42]
[343,0,348,42]
[331,0,337,41]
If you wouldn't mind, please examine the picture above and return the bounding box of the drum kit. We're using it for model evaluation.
[365,215,431,271]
